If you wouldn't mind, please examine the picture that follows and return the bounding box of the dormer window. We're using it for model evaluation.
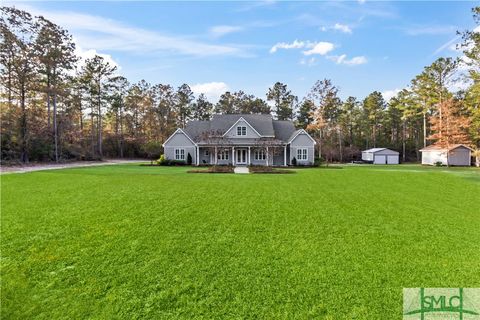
[237,126,247,136]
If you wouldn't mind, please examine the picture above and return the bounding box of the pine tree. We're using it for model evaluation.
[267,82,296,120]
[34,16,77,161]
[428,98,472,165]
[192,93,213,120]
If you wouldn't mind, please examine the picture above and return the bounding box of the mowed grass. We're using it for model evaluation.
[1,164,479,319]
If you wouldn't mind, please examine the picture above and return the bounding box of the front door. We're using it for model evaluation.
[236,149,247,164]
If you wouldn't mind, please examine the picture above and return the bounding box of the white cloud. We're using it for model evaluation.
[209,25,244,38]
[358,0,366,4]
[303,42,335,56]
[328,54,367,65]
[75,45,121,71]
[381,89,401,102]
[321,23,353,34]
[8,3,244,57]
[270,40,310,53]
[333,23,352,34]
[190,82,229,102]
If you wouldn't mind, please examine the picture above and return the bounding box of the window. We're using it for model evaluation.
[254,149,266,160]
[237,126,247,136]
[217,150,229,160]
[205,150,209,156]
[175,148,185,160]
[297,148,308,161]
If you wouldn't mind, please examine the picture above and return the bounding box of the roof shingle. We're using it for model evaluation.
[184,114,297,143]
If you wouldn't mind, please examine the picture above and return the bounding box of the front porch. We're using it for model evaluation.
[196,145,289,166]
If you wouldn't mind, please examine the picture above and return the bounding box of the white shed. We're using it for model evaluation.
[362,148,400,164]
[420,144,473,166]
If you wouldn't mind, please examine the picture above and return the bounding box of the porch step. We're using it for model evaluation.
[234,167,250,174]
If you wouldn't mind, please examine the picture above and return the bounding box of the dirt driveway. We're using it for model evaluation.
[1,159,147,174]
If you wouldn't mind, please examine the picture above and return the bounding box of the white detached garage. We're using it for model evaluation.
[362,148,400,164]
[419,144,473,166]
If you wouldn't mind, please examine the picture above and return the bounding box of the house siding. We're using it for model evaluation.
[289,133,315,165]
[422,150,446,165]
[421,147,471,166]
[361,152,374,161]
[198,148,212,165]
[224,119,262,139]
[164,131,197,164]
[449,148,471,166]
[163,116,316,166]
[197,146,288,166]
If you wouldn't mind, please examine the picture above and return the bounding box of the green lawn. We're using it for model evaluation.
[1,164,479,319]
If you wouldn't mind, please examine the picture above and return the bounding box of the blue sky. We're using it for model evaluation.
[10,1,478,101]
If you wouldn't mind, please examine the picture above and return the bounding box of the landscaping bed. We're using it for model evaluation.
[187,165,234,173]
[248,165,295,174]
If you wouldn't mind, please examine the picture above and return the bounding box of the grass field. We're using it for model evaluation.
[1,164,479,319]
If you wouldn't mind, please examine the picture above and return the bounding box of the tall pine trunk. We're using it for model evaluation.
[318,129,322,159]
[97,81,103,158]
[338,126,343,162]
[402,121,406,162]
[20,80,28,163]
[47,75,51,129]
[53,93,58,162]
[91,105,95,157]
[423,112,427,148]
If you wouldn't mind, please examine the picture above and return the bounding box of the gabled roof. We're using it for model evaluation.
[272,120,296,142]
[179,114,316,145]
[419,144,474,152]
[162,128,197,147]
[222,117,263,137]
[183,121,210,139]
[287,129,317,144]
[362,148,399,154]
[209,114,275,137]
[363,148,387,153]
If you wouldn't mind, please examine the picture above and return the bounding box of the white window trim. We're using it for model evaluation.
[174,148,186,160]
[237,126,247,136]
[297,148,308,161]
[254,149,266,160]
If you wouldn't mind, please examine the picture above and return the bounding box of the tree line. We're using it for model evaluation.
[1,6,479,163]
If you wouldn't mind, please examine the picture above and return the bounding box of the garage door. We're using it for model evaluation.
[374,155,386,164]
[387,155,399,164]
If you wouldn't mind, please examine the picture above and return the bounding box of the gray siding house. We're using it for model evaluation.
[163,114,316,166]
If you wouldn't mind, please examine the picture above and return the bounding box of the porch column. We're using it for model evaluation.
[248,147,251,165]
[266,147,269,166]
[232,146,235,166]
[215,146,217,165]
[196,146,199,166]
[284,145,287,166]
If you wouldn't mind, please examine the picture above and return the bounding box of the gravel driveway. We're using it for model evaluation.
[1,159,147,174]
